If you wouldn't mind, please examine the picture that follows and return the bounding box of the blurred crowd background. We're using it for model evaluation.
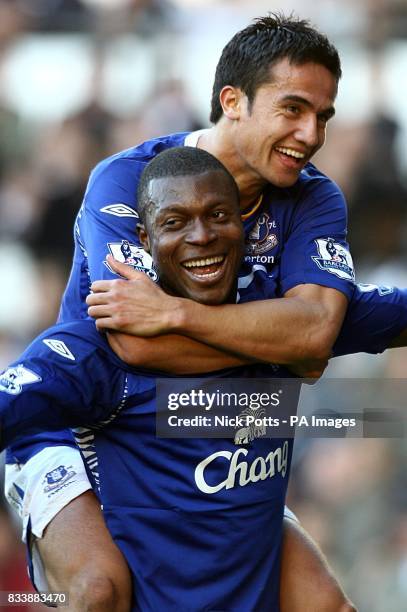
[0,0,406,610]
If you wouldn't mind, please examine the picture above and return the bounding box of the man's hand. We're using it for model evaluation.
[88,256,251,373]
[86,256,180,336]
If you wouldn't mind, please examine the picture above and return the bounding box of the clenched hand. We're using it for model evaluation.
[86,255,180,336]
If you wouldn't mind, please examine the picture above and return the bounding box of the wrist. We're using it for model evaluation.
[168,297,196,333]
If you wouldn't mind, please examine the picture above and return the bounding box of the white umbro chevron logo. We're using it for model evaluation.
[100,204,139,218]
[43,339,75,361]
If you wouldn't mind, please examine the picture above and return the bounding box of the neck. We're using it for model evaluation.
[198,125,266,212]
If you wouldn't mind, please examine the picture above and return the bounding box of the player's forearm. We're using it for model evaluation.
[88,269,347,365]
[287,358,329,379]
[171,294,343,365]
[107,332,252,374]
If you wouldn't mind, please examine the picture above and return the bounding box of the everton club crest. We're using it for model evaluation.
[43,465,76,493]
[246,213,278,256]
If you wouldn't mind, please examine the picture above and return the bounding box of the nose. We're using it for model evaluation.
[296,114,320,149]
[186,219,217,245]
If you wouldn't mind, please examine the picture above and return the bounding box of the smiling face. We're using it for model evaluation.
[138,170,244,305]
[226,58,337,188]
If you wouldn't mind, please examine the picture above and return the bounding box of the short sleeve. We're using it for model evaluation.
[279,174,355,299]
[334,285,407,356]
[80,157,157,283]
[0,323,126,449]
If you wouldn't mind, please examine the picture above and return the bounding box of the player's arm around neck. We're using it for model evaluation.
[88,268,348,365]
[173,284,348,364]
[107,332,252,374]
[87,267,252,372]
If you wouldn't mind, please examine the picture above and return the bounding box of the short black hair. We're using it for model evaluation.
[210,12,342,124]
[137,146,239,225]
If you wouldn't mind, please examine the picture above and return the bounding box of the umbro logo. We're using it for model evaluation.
[43,339,75,361]
[100,204,139,218]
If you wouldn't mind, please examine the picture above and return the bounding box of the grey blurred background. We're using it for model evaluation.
[0,1,406,610]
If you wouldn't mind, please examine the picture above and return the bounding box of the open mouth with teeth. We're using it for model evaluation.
[182,255,226,280]
[274,146,306,167]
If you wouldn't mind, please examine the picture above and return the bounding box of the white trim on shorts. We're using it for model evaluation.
[5,446,92,592]
[283,506,300,523]
[5,445,92,541]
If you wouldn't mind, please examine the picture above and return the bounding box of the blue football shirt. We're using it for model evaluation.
[1,321,297,611]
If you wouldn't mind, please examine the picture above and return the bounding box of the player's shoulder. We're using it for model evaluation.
[0,322,115,399]
[264,163,345,214]
[297,161,335,184]
[24,320,111,363]
[295,162,344,201]
[82,132,190,215]
[277,162,347,220]
[262,163,347,229]
[89,131,190,184]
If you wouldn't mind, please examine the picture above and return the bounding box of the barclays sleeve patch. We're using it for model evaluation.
[105,240,158,282]
[0,365,42,395]
[312,238,355,281]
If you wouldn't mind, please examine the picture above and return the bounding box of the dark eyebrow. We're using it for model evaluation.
[156,204,186,217]
[157,197,234,217]
[280,94,336,119]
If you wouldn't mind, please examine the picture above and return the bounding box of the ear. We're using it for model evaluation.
[137,223,151,253]
[219,86,244,120]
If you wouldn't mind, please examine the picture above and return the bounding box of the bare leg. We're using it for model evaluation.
[36,491,131,612]
[280,517,357,612]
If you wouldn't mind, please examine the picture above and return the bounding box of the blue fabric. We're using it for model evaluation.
[0,321,296,611]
